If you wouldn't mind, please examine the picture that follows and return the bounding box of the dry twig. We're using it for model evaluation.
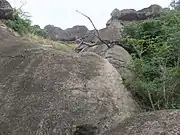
[76,10,111,48]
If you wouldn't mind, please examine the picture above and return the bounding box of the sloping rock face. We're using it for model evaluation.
[0,27,139,135]
[103,110,180,135]
[0,0,13,19]
[43,25,88,41]
[81,44,134,85]
[92,24,122,42]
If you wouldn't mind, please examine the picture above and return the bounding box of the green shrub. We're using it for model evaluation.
[5,8,46,37]
[121,11,180,111]
[5,9,32,35]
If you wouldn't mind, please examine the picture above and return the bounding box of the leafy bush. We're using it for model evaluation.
[5,8,46,37]
[121,11,180,111]
[5,9,32,35]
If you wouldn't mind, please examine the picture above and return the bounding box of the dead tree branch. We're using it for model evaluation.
[18,0,27,10]
[76,10,100,37]
[74,40,97,53]
[76,10,111,48]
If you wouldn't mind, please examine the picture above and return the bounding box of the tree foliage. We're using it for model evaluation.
[121,11,180,111]
[170,0,180,10]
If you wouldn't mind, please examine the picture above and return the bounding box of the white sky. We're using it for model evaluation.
[7,0,171,30]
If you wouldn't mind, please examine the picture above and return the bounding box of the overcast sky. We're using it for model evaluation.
[7,0,171,30]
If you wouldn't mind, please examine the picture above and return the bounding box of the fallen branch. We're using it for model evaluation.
[76,10,111,48]
[74,40,97,53]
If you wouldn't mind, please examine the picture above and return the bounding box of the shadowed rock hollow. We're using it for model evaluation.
[0,26,139,134]
[103,110,180,135]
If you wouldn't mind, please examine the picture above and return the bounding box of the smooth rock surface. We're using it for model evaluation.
[103,110,180,135]
[81,44,134,85]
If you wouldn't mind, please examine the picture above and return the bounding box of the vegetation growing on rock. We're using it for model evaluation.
[121,9,180,111]
[1,0,180,112]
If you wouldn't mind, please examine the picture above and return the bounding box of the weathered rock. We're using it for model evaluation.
[43,24,72,41]
[104,4,165,42]
[109,8,139,21]
[0,27,139,135]
[65,25,88,39]
[83,30,96,43]
[103,110,180,135]
[112,4,162,21]
[43,25,89,41]
[0,22,20,37]
[110,8,121,19]
[33,24,41,30]
[106,4,164,28]
[0,0,13,19]
[92,27,121,42]
[118,9,138,21]
[138,4,163,17]
[81,44,134,85]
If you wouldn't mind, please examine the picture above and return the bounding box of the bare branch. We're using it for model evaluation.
[18,0,27,10]
[76,10,111,48]
[76,10,100,37]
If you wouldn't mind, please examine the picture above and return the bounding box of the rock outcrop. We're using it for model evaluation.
[78,44,134,85]
[83,29,96,42]
[32,24,41,30]
[138,4,163,17]
[104,4,169,42]
[20,4,170,43]
[41,4,169,42]
[0,0,13,19]
[43,24,72,41]
[103,110,180,135]
[107,4,164,26]
[0,26,139,135]
[43,25,88,41]
[66,25,88,39]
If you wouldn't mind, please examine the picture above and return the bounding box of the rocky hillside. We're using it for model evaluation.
[95,4,170,42]
[2,19,180,135]
[0,18,139,134]
[43,25,88,41]
[1,0,180,134]
[40,4,170,42]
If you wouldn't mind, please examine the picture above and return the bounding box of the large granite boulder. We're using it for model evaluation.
[104,4,164,41]
[83,30,96,43]
[65,25,88,39]
[103,110,180,135]
[43,25,89,41]
[80,44,134,85]
[92,27,122,42]
[109,4,163,22]
[0,0,13,19]
[138,4,163,17]
[43,25,72,41]
[0,26,139,135]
